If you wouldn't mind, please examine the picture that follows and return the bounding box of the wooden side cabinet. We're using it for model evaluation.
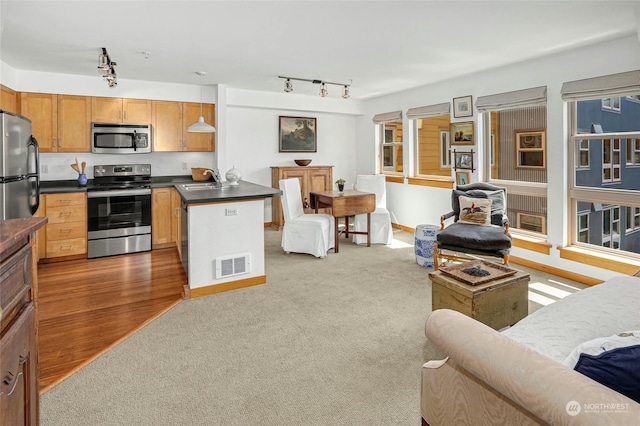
[270,165,333,230]
[0,217,47,426]
[43,193,87,259]
[152,188,174,248]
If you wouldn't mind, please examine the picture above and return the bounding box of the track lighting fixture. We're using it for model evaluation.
[319,82,328,97]
[97,47,117,88]
[278,76,352,99]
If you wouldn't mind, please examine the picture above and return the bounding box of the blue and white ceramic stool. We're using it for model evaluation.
[415,224,439,267]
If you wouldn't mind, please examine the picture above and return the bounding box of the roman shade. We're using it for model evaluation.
[561,70,640,101]
[476,86,547,112]
[406,102,451,119]
[372,110,402,124]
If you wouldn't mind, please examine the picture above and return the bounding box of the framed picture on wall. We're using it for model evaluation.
[454,150,474,171]
[279,116,317,152]
[450,121,474,145]
[453,95,473,118]
[455,171,470,185]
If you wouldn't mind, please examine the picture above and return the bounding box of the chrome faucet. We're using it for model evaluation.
[203,169,221,185]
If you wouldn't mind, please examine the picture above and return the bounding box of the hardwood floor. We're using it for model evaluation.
[36,248,186,393]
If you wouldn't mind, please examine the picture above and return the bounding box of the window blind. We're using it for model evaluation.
[406,102,450,119]
[475,86,547,112]
[372,110,402,124]
[561,70,640,101]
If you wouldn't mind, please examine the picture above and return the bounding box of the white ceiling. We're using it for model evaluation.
[1,1,637,100]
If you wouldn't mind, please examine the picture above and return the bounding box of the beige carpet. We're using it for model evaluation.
[39,228,585,425]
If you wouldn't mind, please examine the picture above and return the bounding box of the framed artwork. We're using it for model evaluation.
[454,150,474,171]
[455,171,470,185]
[279,116,317,152]
[450,121,475,145]
[515,129,546,168]
[453,95,473,118]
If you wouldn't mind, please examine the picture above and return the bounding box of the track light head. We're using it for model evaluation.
[342,85,350,99]
[284,78,293,92]
[319,82,328,97]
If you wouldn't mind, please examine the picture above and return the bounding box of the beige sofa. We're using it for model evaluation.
[421,275,640,425]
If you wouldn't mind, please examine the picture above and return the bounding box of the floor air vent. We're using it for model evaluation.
[215,253,251,279]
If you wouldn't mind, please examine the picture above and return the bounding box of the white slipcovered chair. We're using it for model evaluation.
[279,178,335,258]
[353,174,393,245]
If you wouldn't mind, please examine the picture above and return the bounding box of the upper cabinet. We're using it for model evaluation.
[19,92,57,151]
[56,95,92,152]
[92,97,152,124]
[20,93,91,152]
[1,85,17,113]
[183,102,215,152]
[152,101,215,152]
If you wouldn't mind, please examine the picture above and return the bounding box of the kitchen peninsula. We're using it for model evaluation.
[176,180,280,298]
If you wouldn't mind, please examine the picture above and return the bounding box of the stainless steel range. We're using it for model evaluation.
[87,164,152,258]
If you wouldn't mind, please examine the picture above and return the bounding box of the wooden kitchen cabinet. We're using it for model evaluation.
[0,217,46,426]
[152,187,174,248]
[1,85,18,113]
[182,102,215,151]
[152,101,183,151]
[33,197,47,262]
[57,95,91,152]
[18,92,58,152]
[20,93,91,153]
[92,97,152,123]
[171,188,182,259]
[43,192,87,259]
[152,100,215,152]
[270,165,333,230]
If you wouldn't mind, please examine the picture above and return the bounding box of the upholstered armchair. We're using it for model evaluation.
[433,182,511,270]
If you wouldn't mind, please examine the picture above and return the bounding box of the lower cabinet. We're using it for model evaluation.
[43,192,87,259]
[152,187,181,249]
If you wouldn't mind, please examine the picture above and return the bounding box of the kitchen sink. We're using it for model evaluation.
[179,183,228,191]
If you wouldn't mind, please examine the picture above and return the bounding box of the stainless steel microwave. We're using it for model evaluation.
[91,123,152,154]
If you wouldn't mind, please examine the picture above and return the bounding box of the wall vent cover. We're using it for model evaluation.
[215,253,251,278]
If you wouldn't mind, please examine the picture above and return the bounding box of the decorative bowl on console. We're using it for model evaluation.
[294,159,312,166]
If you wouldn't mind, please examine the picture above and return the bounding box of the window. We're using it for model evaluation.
[626,138,640,166]
[373,111,403,174]
[564,69,640,258]
[602,206,620,249]
[577,139,590,168]
[407,102,452,179]
[602,97,620,112]
[477,86,548,236]
[381,121,403,172]
[625,206,640,232]
[578,212,589,243]
[601,138,621,183]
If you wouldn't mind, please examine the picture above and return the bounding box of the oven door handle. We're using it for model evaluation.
[87,189,151,198]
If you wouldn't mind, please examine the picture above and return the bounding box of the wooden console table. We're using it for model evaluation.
[309,189,375,253]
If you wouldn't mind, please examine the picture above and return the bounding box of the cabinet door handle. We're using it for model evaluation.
[2,372,23,397]
[60,227,72,233]
[123,111,127,120]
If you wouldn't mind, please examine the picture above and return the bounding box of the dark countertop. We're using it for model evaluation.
[40,175,196,193]
[40,176,281,204]
[176,180,281,205]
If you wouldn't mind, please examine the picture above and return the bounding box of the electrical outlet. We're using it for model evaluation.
[225,208,238,216]
[182,162,187,170]
[41,164,48,173]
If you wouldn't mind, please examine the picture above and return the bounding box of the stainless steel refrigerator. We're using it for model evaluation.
[0,110,40,220]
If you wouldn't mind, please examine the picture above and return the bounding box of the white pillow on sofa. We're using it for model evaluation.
[458,195,492,226]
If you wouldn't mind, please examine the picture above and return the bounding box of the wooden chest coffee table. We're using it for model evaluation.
[429,266,530,330]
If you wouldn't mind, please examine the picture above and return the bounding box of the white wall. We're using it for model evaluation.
[355,34,640,282]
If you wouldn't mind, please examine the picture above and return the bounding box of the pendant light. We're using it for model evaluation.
[188,71,216,133]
